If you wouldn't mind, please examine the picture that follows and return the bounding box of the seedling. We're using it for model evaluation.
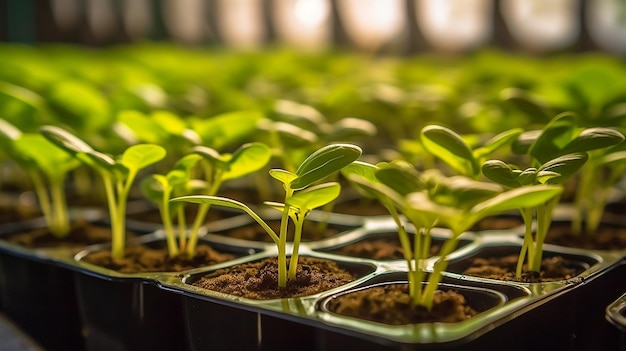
[172,143,362,288]
[0,119,80,237]
[420,124,522,178]
[41,125,166,260]
[510,112,625,235]
[140,154,203,258]
[185,142,272,252]
[343,161,562,309]
[483,151,588,277]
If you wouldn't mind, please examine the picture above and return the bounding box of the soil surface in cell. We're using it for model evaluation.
[328,284,478,324]
[191,256,356,299]
[546,221,626,251]
[461,254,583,283]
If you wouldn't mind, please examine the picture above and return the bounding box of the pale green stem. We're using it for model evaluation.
[28,171,52,228]
[384,203,420,301]
[188,172,223,256]
[530,197,558,272]
[288,214,304,279]
[585,166,621,234]
[516,208,534,278]
[572,165,595,235]
[177,206,187,254]
[50,176,69,237]
[421,235,458,310]
[278,188,294,288]
[161,187,178,256]
[101,174,123,259]
[111,169,137,260]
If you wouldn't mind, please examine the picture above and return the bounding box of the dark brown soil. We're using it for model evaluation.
[328,284,477,324]
[82,243,236,273]
[546,221,626,251]
[222,220,351,242]
[5,219,112,248]
[461,254,582,283]
[328,233,442,260]
[192,256,356,299]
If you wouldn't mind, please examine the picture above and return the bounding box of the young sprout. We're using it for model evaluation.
[483,151,588,277]
[171,143,362,288]
[420,124,523,178]
[0,119,80,237]
[140,154,203,258]
[40,125,166,260]
[344,161,562,309]
[186,142,272,251]
[511,112,625,236]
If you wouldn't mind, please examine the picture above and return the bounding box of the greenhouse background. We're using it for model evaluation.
[1,0,626,55]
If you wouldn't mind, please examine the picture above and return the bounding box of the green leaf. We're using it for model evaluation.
[223,142,272,181]
[430,176,502,210]
[601,151,626,166]
[326,117,377,141]
[537,152,588,184]
[258,119,319,146]
[375,166,424,196]
[511,130,541,155]
[500,87,551,122]
[529,112,578,163]
[291,143,362,190]
[471,185,563,219]
[141,174,168,204]
[48,80,112,132]
[172,154,202,174]
[517,168,538,186]
[40,125,94,155]
[482,160,520,188]
[117,110,168,144]
[191,145,228,170]
[287,182,341,211]
[341,160,378,182]
[561,128,625,154]
[0,118,22,152]
[269,169,298,187]
[192,110,263,150]
[81,150,116,172]
[473,128,523,160]
[12,134,80,178]
[421,125,478,176]
[120,144,166,174]
[273,99,326,128]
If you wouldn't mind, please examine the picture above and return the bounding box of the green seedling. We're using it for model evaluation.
[172,143,362,288]
[185,142,272,249]
[141,154,203,258]
[41,125,166,259]
[345,161,562,309]
[0,119,80,237]
[511,112,625,235]
[483,151,588,277]
[420,124,523,178]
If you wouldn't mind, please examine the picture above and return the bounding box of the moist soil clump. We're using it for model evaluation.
[461,254,582,283]
[192,256,356,299]
[328,284,477,324]
[83,244,236,273]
